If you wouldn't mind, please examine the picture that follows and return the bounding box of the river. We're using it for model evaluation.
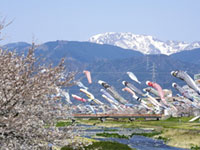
[77,124,189,150]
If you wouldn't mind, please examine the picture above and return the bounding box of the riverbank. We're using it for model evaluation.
[75,117,200,149]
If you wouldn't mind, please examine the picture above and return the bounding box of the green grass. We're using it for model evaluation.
[56,121,72,127]
[88,118,99,120]
[155,136,170,143]
[190,145,200,150]
[96,132,129,139]
[103,128,118,132]
[85,141,134,150]
[131,131,162,137]
[96,131,162,139]
[165,116,195,122]
[61,141,134,150]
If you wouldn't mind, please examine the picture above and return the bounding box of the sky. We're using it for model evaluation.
[0,0,200,45]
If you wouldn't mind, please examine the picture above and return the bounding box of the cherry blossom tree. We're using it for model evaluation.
[0,22,80,149]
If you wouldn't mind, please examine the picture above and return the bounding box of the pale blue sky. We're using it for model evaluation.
[0,0,200,44]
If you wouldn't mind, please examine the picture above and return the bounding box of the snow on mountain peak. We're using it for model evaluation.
[88,32,200,55]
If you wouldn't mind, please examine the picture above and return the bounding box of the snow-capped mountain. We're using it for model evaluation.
[89,32,200,55]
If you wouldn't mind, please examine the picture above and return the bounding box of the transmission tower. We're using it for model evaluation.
[146,55,149,70]
[151,63,157,82]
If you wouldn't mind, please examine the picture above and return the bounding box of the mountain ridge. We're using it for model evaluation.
[89,32,200,55]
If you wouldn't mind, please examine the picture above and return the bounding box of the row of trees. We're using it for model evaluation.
[0,21,80,149]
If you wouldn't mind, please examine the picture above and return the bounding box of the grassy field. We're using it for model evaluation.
[76,117,200,149]
[61,141,135,150]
